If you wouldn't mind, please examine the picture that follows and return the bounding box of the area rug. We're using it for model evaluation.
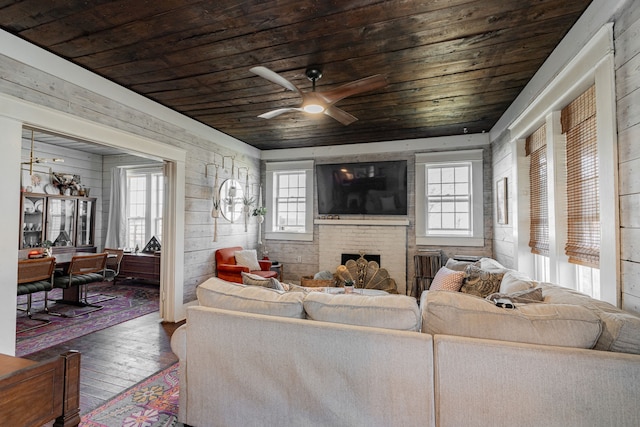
[81,363,181,427]
[16,281,159,357]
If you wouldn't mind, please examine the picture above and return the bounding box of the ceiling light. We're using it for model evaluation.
[22,129,65,174]
[303,104,325,114]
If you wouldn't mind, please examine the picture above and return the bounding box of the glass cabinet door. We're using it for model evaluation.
[76,198,95,247]
[47,197,76,247]
[21,194,46,248]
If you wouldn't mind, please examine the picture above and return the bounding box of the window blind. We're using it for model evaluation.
[562,85,599,268]
[526,123,549,256]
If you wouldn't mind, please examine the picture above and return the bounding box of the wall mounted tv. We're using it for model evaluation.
[316,160,407,215]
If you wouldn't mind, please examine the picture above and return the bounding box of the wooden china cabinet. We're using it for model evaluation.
[20,192,97,253]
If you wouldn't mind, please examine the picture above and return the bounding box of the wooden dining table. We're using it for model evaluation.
[51,252,82,304]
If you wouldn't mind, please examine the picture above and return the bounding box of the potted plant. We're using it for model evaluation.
[252,206,267,216]
[343,279,354,294]
[252,206,267,223]
[242,196,255,212]
[211,198,220,218]
[42,240,53,257]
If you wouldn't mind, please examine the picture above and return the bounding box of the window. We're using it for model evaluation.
[562,85,599,268]
[526,123,549,257]
[126,168,163,249]
[426,164,471,235]
[415,150,484,246]
[265,160,314,241]
[509,25,617,305]
[527,123,551,283]
[274,171,306,232]
[563,86,601,298]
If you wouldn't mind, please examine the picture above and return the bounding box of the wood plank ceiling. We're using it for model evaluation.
[0,0,592,150]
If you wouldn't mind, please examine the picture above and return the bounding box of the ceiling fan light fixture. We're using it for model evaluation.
[303,104,325,114]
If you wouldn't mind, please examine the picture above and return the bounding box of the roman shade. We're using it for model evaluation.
[526,123,549,256]
[562,85,599,267]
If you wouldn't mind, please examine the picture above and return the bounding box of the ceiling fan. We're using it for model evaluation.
[249,66,388,125]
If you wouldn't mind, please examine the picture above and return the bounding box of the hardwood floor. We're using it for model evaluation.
[25,311,183,414]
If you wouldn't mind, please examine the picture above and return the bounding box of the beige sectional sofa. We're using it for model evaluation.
[171,266,640,427]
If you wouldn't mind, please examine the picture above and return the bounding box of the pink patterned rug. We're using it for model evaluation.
[81,363,181,427]
[16,281,159,357]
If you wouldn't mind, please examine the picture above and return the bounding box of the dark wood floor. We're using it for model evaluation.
[25,311,183,414]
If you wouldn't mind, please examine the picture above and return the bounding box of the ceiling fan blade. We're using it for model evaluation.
[257,108,303,119]
[250,66,301,94]
[319,74,388,105]
[324,106,358,125]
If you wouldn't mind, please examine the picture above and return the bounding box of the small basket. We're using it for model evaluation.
[300,275,335,288]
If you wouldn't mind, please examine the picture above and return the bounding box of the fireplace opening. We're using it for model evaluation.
[341,253,381,266]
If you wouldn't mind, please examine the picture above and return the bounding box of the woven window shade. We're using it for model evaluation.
[562,85,599,267]
[526,123,549,256]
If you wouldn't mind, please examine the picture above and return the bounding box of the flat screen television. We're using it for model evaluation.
[316,160,407,215]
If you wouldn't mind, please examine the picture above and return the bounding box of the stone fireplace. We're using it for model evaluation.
[317,219,408,294]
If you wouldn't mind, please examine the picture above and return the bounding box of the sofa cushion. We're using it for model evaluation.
[540,283,640,354]
[499,270,537,293]
[460,265,504,298]
[197,277,305,319]
[234,249,261,271]
[304,293,421,331]
[421,290,602,349]
[430,267,465,292]
[241,271,284,291]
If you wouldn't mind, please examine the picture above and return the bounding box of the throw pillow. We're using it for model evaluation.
[241,271,284,291]
[499,270,537,293]
[460,265,504,298]
[430,267,465,292]
[444,258,480,272]
[479,257,507,271]
[234,249,261,271]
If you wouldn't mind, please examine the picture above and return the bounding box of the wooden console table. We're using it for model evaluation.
[117,252,161,284]
[0,351,80,427]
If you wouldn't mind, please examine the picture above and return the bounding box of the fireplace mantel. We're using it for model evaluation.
[315,218,409,226]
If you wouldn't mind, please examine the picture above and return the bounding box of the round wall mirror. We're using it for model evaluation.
[219,179,244,222]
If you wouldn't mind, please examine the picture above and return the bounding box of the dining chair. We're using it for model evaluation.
[103,248,124,282]
[52,253,108,317]
[17,257,55,332]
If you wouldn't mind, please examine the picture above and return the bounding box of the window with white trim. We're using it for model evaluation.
[126,168,163,249]
[509,25,618,305]
[415,150,484,246]
[426,164,471,235]
[265,160,314,241]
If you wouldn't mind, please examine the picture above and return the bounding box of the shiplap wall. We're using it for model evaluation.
[2,50,261,304]
[615,0,640,313]
[21,138,104,249]
[491,0,640,314]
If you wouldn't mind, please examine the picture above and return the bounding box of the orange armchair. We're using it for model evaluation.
[215,246,277,283]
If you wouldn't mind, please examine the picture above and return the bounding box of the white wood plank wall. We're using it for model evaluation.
[615,0,640,314]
